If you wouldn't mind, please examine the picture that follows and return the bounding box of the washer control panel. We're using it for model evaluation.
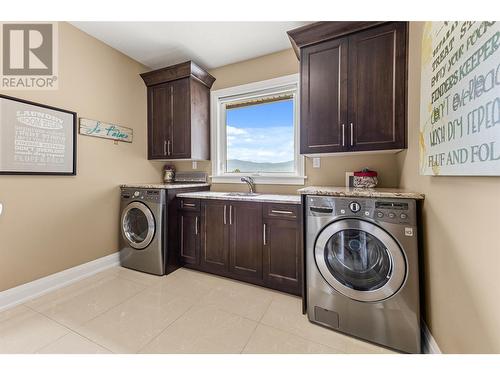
[307,196,416,225]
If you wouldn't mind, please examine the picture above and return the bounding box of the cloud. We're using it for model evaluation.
[226,125,294,163]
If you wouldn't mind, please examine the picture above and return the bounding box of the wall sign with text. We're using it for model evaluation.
[420,21,500,176]
[0,94,76,175]
[79,118,133,143]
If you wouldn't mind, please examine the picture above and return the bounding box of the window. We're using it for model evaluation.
[211,74,305,185]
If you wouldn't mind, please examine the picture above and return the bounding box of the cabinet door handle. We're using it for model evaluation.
[195,216,199,235]
[183,202,196,208]
[223,205,227,225]
[263,224,267,245]
[229,205,232,225]
[341,123,345,146]
[167,140,171,156]
[163,140,167,155]
[271,209,294,215]
[350,123,354,146]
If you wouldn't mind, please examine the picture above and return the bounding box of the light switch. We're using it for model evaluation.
[0,203,3,216]
[192,161,198,169]
[313,157,321,168]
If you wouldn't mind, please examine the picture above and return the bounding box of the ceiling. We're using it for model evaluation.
[70,22,309,70]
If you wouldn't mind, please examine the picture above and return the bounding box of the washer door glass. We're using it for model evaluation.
[315,219,406,302]
[121,202,155,249]
[325,229,391,291]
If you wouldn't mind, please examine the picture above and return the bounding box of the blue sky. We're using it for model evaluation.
[226,100,294,163]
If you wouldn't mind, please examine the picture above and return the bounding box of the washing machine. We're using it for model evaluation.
[120,188,166,275]
[306,195,421,353]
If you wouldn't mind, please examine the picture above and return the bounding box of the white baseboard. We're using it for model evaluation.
[0,252,120,312]
[422,320,442,354]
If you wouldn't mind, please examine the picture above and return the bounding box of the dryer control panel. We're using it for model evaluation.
[121,188,165,203]
[307,196,416,226]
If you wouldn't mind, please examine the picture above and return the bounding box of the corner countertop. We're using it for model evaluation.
[176,191,302,205]
[120,183,210,190]
[297,186,425,200]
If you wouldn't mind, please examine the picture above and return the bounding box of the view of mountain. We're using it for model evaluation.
[227,159,294,173]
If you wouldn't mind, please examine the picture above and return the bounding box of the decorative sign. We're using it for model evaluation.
[420,21,500,176]
[79,118,133,143]
[0,94,76,175]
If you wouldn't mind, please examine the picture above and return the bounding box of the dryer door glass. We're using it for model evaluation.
[122,202,155,249]
[314,219,406,302]
[324,229,391,291]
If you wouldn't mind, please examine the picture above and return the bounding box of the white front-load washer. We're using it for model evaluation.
[306,195,421,353]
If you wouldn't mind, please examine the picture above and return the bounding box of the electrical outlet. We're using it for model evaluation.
[313,157,321,168]
[192,161,198,169]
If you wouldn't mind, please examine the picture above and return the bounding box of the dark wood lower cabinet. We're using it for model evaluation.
[178,198,302,296]
[200,200,229,274]
[179,210,199,265]
[263,217,302,295]
[229,202,263,282]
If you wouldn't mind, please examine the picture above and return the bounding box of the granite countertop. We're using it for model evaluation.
[297,186,425,200]
[120,183,210,189]
[176,191,301,205]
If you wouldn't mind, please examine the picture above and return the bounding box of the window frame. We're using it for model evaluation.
[210,74,305,185]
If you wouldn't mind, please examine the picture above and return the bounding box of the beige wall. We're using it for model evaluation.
[399,22,500,353]
[171,49,400,194]
[0,22,163,291]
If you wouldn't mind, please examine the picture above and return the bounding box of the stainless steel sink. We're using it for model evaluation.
[224,192,261,197]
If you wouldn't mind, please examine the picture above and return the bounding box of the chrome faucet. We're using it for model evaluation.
[240,176,256,193]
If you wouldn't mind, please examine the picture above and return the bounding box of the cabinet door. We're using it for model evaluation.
[263,218,302,295]
[179,210,200,265]
[148,83,171,159]
[347,22,407,151]
[228,202,263,281]
[300,37,348,154]
[169,78,191,159]
[200,200,228,274]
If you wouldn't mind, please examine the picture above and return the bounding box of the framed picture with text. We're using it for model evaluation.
[0,94,77,175]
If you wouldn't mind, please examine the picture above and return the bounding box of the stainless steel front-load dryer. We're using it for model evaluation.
[306,195,420,353]
[120,188,165,275]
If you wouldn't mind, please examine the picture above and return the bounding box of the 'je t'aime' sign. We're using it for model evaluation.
[420,21,500,176]
[79,118,133,143]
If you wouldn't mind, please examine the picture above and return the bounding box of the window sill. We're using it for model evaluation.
[210,175,307,186]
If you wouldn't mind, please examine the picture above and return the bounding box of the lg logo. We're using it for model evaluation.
[2,24,53,75]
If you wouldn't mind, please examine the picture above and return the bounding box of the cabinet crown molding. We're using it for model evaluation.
[287,21,388,59]
[140,60,215,88]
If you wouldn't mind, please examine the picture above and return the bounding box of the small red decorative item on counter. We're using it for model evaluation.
[353,168,378,188]
[163,164,175,183]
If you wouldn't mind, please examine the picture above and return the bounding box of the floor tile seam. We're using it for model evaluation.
[18,305,113,354]
[257,320,348,353]
[134,301,200,353]
[22,287,145,353]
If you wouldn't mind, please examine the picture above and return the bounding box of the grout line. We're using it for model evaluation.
[257,321,347,354]
[134,301,199,354]
[20,275,150,354]
[23,304,114,354]
[239,321,260,354]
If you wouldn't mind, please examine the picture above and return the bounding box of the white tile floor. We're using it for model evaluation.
[0,267,396,354]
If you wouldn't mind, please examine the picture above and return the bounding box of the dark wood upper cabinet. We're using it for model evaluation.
[347,22,407,151]
[228,202,263,282]
[300,37,348,154]
[289,22,408,154]
[141,61,215,160]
